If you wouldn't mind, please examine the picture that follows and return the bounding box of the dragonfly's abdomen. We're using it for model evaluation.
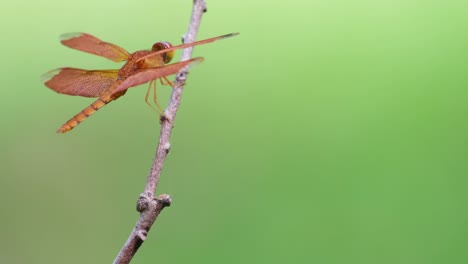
[57,88,126,133]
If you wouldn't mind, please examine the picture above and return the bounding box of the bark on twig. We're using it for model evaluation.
[113,1,207,263]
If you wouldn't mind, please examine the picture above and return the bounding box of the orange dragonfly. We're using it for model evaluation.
[42,32,238,133]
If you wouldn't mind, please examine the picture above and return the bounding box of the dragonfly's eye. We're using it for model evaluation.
[152,41,174,64]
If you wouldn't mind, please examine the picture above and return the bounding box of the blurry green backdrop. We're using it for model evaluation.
[2,0,468,263]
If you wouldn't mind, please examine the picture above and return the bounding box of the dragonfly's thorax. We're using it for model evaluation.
[118,50,165,78]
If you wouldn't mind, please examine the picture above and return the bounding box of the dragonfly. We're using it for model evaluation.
[42,32,238,133]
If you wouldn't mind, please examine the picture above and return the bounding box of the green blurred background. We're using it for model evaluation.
[2,0,468,263]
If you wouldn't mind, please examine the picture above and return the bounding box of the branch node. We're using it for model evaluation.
[155,194,172,207]
[160,114,167,124]
[163,142,171,154]
[176,72,188,84]
[136,230,148,241]
[136,192,153,212]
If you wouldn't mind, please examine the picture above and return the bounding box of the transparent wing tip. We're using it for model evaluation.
[59,32,84,42]
[221,32,240,39]
[185,57,204,70]
[191,57,204,65]
[40,68,62,83]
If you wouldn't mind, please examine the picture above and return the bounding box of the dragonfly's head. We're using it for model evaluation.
[152,41,174,64]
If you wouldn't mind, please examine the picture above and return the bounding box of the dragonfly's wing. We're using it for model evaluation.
[136,33,239,63]
[60,33,130,62]
[112,57,203,95]
[42,68,119,97]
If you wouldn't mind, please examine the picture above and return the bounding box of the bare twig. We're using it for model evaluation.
[113,1,207,263]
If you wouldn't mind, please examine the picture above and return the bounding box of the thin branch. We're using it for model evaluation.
[113,1,207,263]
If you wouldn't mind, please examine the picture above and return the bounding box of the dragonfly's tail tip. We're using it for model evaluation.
[56,126,71,133]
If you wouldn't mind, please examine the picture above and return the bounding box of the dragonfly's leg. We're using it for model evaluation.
[155,78,174,125]
[153,79,165,113]
[162,76,174,88]
[145,80,161,114]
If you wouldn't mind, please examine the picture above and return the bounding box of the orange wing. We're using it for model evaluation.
[112,57,204,95]
[136,33,239,63]
[42,68,119,97]
[60,33,130,62]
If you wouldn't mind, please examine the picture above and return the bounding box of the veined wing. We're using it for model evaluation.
[60,33,130,62]
[112,57,203,95]
[42,68,119,98]
[136,33,239,63]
